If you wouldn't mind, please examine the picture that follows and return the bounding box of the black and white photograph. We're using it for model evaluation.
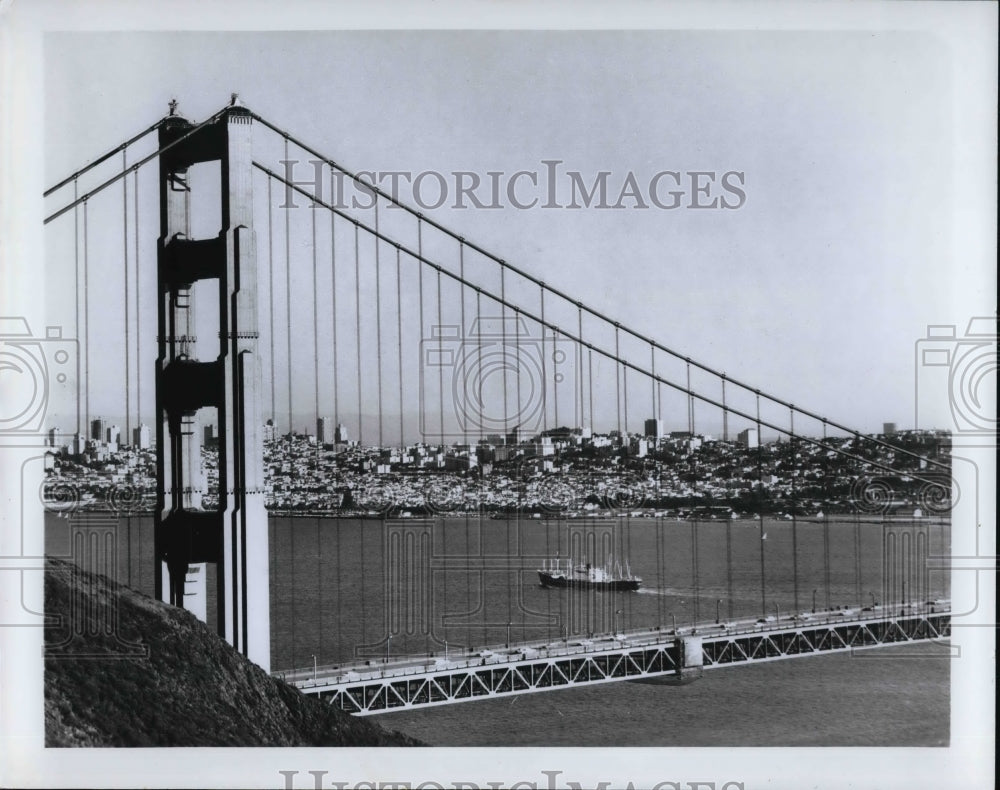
[0,2,995,788]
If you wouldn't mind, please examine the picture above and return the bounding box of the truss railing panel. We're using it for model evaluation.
[291,612,949,715]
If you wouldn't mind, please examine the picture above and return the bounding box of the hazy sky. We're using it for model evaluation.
[41,29,993,438]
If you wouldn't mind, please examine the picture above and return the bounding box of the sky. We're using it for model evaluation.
[38,28,995,441]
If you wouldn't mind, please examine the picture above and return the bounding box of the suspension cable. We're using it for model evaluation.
[44,117,164,197]
[254,163,948,482]
[249,111,924,462]
[55,104,941,471]
[45,108,229,224]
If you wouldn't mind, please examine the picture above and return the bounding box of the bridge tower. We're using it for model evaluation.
[154,98,270,672]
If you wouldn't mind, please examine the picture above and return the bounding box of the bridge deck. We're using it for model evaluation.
[280,604,951,715]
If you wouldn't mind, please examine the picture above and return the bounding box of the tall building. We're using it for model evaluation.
[335,422,349,444]
[644,418,663,439]
[262,419,276,442]
[203,424,218,447]
[737,428,759,449]
[107,425,120,450]
[883,422,897,435]
[90,417,107,443]
[133,423,151,450]
[316,416,331,444]
[48,427,60,448]
[506,426,526,445]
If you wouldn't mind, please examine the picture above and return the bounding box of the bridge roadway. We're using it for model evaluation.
[278,601,951,715]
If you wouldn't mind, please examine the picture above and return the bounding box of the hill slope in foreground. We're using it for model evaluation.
[44,559,421,747]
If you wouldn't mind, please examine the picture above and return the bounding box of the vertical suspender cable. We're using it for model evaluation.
[312,204,320,430]
[854,513,862,608]
[456,242,470,643]
[354,222,362,445]
[501,269,508,433]
[436,269,444,448]
[73,180,80,434]
[726,510,734,621]
[330,187,338,427]
[722,376,728,443]
[691,518,699,625]
[83,200,90,430]
[417,219,424,446]
[578,307,585,430]
[284,138,293,434]
[540,286,547,434]
[268,178,276,420]
[434,267,446,644]
[396,246,404,447]
[588,347,594,434]
[757,393,766,617]
[614,325,621,438]
[375,201,384,449]
[790,407,799,614]
[650,344,657,426]
[824,500,832,609]
[122,150,131,441]
[317,516,323,666]
[331,196,341,657]
[686,362,693,435]
[134,170,141,442]
[459,242,466,448]
[493,274,511,635]
[622,350,628,436]
[476,287,488,639]
[310,203,323,660]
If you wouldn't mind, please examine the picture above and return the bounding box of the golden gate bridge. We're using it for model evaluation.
[41,97,952,712]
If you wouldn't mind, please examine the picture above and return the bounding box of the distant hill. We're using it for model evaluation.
[44,558,422,747]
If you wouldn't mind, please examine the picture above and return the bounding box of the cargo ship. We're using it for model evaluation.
[537,557,641,591]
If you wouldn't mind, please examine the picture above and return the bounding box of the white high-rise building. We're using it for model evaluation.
[263,419,276,442]
[133,423,151,450]
[737,428,759,449]
[107,425,120,450]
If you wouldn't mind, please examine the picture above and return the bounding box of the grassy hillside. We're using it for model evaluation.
[44,558,421,747]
